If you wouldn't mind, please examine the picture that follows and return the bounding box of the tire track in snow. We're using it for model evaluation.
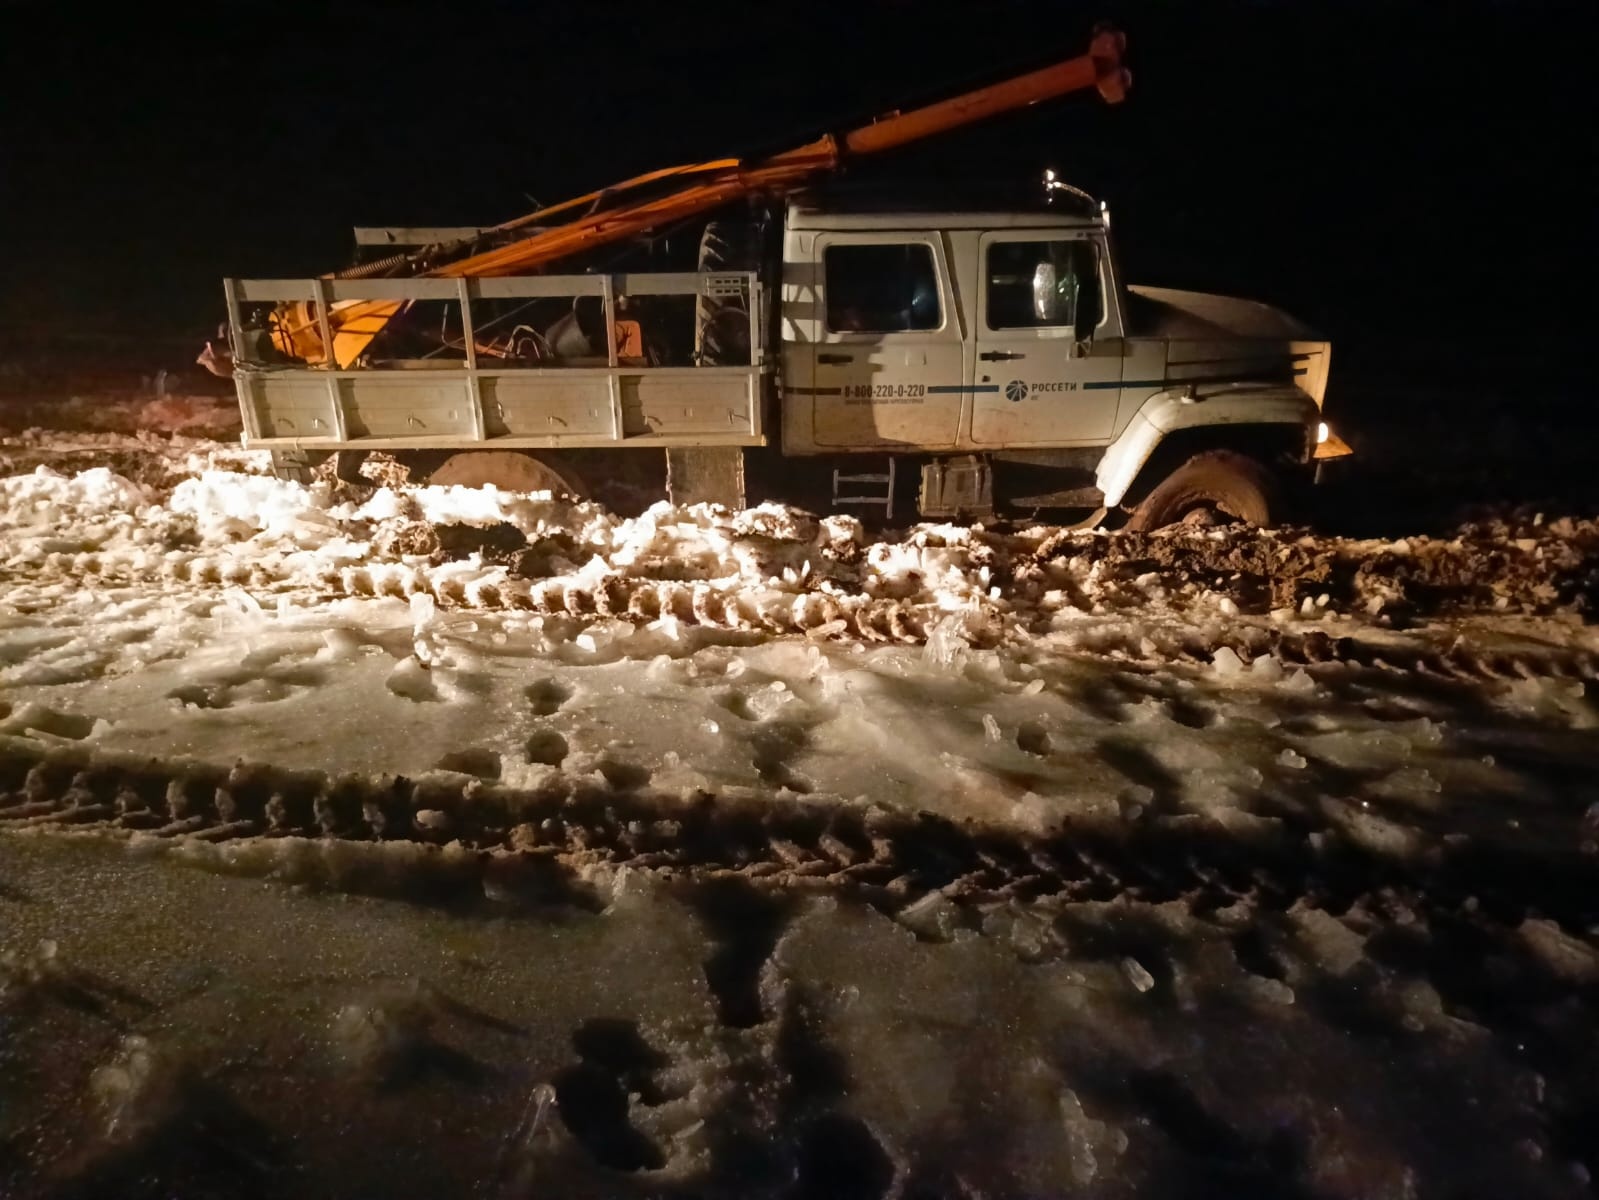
[18,542,1599,685]
[16,551,938,644]
[1082,622,1599,686]
[4,739,1595,934]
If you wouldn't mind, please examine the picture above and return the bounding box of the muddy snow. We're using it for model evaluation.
[3,433,1597,1197]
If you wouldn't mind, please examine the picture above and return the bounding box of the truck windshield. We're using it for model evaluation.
[986,239,1101,331]
[824,243,942,333]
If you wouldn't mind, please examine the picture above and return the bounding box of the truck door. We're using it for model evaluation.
[808,233,963,449]
[969,232,1122,446]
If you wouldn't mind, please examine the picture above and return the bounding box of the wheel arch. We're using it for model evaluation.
[1097,390,1316,507]
[411,449,588,497]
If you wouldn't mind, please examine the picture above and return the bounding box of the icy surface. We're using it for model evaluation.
[1,838,1592,1198]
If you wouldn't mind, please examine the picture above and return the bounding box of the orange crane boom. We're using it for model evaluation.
[294,26,1128,366]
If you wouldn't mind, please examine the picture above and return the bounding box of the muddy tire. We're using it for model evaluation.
[1126,450,1275,532]
[424,451,586,498]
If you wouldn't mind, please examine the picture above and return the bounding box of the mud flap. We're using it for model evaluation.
[666,447,746,509]
[270,448,316,484]
[332,449,371,484]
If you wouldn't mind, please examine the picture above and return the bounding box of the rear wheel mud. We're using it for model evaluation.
[1127,450,1275,532]
[425,451,586,498]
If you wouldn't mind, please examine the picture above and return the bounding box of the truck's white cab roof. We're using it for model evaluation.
[785,206,1105,232]
[784,183,1105,233]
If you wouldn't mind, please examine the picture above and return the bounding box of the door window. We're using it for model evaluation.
[985,240,1101,332]
[824,243,941,333]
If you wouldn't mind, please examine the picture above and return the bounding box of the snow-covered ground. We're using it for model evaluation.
[3,434,1597,1197]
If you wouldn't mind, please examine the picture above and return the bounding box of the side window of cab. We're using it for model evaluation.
[985,239,1102,333]
[823,243,942,333]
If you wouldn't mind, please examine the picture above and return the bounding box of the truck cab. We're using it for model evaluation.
[776,188,1337,525]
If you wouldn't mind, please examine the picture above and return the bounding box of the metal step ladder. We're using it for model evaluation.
[832,457,897,520]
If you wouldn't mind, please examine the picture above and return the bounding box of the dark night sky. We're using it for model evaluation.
[0,0,1588,390]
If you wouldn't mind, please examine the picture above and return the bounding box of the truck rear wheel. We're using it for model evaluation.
[1126,450,1275,532]
[424,451,586,499]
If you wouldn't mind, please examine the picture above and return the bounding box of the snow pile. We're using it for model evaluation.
[170,470,343,547]
[0,465,147,530]
[0,428,267,488]
[7,465,1598,672]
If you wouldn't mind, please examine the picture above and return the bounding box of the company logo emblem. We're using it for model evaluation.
[1004,379,1029,403]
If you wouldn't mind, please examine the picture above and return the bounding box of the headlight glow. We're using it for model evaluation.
[1316,421,1330,445]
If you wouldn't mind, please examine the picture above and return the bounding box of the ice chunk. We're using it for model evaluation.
[1060,1088,1128,1185]
[1119,785,1154,822]
[1121,956,1156,993]
[896,892,959,942]
[1331,800,1421,857]
[223,587,264,617]
[982,713,1002,742]
[385,656,441,703]
[1397,979,1445,1032]
[1277,748,1307,769]
[1249,653,1284,683]
[575,620,628,654]
[1210,646,1245,677]
[508,1081,559,1154]
[90,1034,179,1142]
[1370,767,1442,808]
[985,910,1053,959]
[1518,918,1599,984]
[1248,977,1296,1006]
[331,988,438,1082]
[1302,728,1412,770]
[745,681,800,722]
[1501,676,1593,726]
[922,613,972,669]
[1278,668,1317,694]
[0,938,67,1003]
[318,627,363,661]
[1291,908,1367,976]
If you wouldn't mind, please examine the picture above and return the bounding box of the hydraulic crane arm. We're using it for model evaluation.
[286,26,1128,367]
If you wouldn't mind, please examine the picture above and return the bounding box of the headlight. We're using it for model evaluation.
[1316,421,1330,445]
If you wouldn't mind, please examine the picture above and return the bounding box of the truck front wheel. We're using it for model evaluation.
[1126,450,1275,532]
